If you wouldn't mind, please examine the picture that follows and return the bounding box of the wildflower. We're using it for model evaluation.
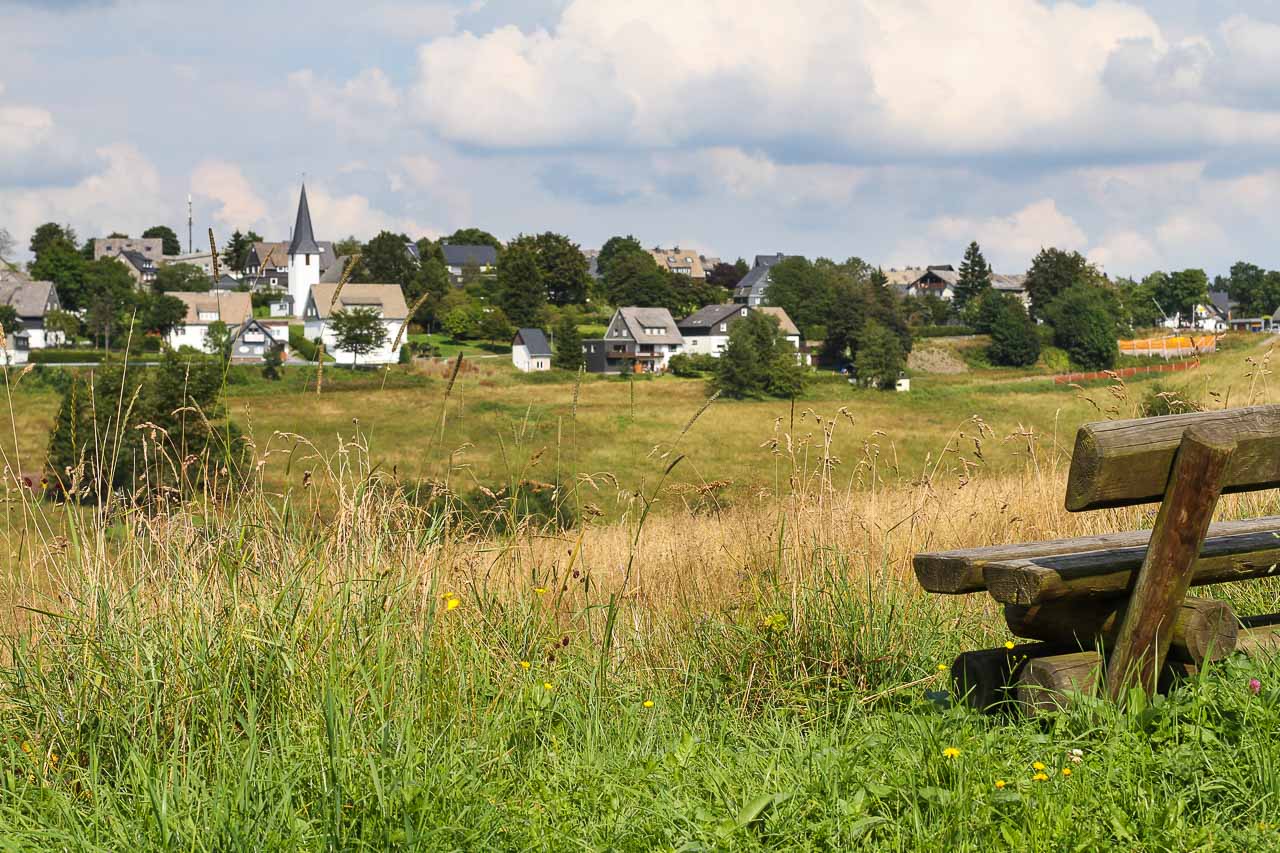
[1061,768,1071,777]
[937,663,948,672]
[994,780,1006,789]
[543,682,554,691]
[520,661,531,670]
[942,747,961,759]
[1004,641,1015,650]
[49,753,58,765]
[445,597,461,611]
[1069,749,1083,764]
[20,740,30,754]
[1032,772,1049,782]
[1032,761,1045,771]
[1250,678,1262,695]
[643,700,654,709]
[761,612,787,632]
[534,587,547,596]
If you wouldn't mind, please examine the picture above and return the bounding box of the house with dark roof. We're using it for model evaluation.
[115,250,158,288]
[677,303,751,356]
[0,280,62,365]
[441,244,498,283]
[512,327,552,372]
[583,307,684,374]
[733,253,795,306]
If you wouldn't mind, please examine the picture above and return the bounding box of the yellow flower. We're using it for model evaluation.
[1004,641,1015,650]
[543,682,554,691]
[534,587,547,596]
[439,591,455,600]
[942,747,961,759]
[1061,767,1072,777]
[445,597,461,611]
[49,753,58,765]
[20,740,30,754]
[994,779,1006,789]
[1032,761,1045,771]
[1032,772,1049,782]
[937,663,948,672]
[520,660,531,670]
[643,700,654,708]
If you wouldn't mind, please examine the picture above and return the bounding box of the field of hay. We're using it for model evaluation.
[3,338,1280,847]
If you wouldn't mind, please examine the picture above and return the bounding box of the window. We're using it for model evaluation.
[306,255,311,266]
[719,323,727,332]
[740,308,748,316]
[198,311,218,321]
[14,336,29,351]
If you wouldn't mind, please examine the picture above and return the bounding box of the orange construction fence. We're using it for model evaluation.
[1118,335,1216,359]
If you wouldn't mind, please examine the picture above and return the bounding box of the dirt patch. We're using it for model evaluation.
[908,345,968,374]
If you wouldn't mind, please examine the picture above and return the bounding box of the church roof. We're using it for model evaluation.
[288,184,321,256]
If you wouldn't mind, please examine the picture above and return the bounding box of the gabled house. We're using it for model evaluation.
[677,303,751,355]
[583,307,683,374]
[905,265,957,300]
[756,306,804,356]
[991,273,1030,307]
[650,247,706,280]
[733,253,794,306]
[227,318,289,363]
[512,327,552,372]
[303,282,407,365]
[166,291,254,353]
[115,250,158,288]
[0,280,63,365]
[163,250,221,279]
[441,244,498,283]
[92,237,163,262]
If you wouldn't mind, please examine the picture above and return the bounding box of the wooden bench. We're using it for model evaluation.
[914,405,1280,714]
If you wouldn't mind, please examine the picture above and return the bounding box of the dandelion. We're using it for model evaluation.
[534,587,547,596]
[520,661,531,670]
[937,663,948,672]
[1032,772,1049,782]
[942,747,961,759]
[1032,761,1045,771]
[543,682,554,691]
[1061,768,1071,777]
[643,700,654,709]
[994,780,1006,789]
[1004,641,1015,650]
[1250,678,1262,695]
[20,741,30,754]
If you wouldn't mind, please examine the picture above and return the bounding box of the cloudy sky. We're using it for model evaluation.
[2,0,1279,277]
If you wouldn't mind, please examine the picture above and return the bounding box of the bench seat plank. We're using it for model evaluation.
[984,528,1280,605]
[913,515,1280,594]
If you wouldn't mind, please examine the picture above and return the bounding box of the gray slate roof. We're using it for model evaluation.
[0,280,58,318]
[442,244,498,268]
[289,184,321,256]
[611,307,683,344]
[679,303,746,331]
[734,254,796,302]
[514,327,552,356]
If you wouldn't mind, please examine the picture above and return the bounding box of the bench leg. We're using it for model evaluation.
[1105,428,1236,701]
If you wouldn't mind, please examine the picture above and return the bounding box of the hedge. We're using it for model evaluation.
[29,349,108,364]
[912,325,977,339]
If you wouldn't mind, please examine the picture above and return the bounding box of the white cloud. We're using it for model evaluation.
[1088,230,1159,275]
[0,83,54,153]
[398,155,441,189]
[301,184,439,241]
[0,144,165,246]
[932,199,1088,268]
[287,68,401,139]
[190,160,270,231]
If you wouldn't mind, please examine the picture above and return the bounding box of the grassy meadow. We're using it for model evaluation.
[3,336,1280,847]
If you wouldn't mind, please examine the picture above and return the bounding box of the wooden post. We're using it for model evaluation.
[1105,427,1236,700]
[950,642,1058,713]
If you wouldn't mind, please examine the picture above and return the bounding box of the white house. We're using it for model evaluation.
[512,327,552,371]
[0,279,63,365]
[582,307,684,374]
[677,303,750,355]
[166,291,253,352]
[303,282,407,365]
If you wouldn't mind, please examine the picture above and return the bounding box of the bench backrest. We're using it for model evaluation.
[1066,405,1280,511]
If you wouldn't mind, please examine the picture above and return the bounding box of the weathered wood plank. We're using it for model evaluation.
[914,515,1280,595]
[1236,616,1280,657]
[1005,596,1237,664]
[1015,651,1196,715]
[1105,428,1234,700]
[983,528,1280,605]
[1066,405,1280,511]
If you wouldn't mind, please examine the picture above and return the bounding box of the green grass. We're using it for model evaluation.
[409,333,511,358]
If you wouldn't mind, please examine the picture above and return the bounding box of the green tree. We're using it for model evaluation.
[954,241,992,314]
[153,262,210,294]
[853,319,905,389]
[221,230,263,272]
[714,311,805,399]
[603,252,676,310]
[43,309,80,345]
[705,261,746,291]
[443,303,484,339]
[443,228,502,253]
[142,225,181,255]
[596,235,646,281]
[354,231,418,287]
[205,321,233,360]
[477,307,514,343]
[761,257,838,335]
[1025,248,1104,321]
[143,294,189,338]
[333,235,364,258]
[985,295,1040,367]
[1222,262,1280,317]
[29,222,78,257]
[329,307,389,368]
[0,304,19,337]
[552,315,584,370]
[82,258,138,349]
[1115,275,1165,329]
[407,256,451,329]
[1045,284,1119,370]
[1157,268,1209,324]
[262,342,283,380]
[30,240,88,309]
[508,232,590,306]
[495,244,547,327]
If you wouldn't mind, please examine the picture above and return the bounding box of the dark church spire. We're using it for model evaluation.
[288,183,320,256]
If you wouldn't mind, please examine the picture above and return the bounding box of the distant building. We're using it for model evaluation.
[163,250,221,279]
[677,303,750,356]
[582,307,683,374]
[303,282,408,365]
[92,237,163,262]
[512,327,552,372]
[756,306,804,355]
[166,291,253,353]
[733,253,794,306]
[650,247,706,280]
[0,279,63,365]
[115,250,159,288]
[441,244,498,283]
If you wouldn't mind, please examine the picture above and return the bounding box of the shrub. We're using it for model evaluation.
[29,349,107,364]
[853,319,905,389]
[714,312,806,398]
[289,325,320,362]
[1142,382,1202,417]
[985,296,1041,367]
[1045,284,1120,370]
[668,352,718,377]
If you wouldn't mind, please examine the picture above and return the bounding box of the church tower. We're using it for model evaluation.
[287,184,320,316]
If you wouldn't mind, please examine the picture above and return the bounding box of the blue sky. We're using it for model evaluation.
[3,0,1280,277]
